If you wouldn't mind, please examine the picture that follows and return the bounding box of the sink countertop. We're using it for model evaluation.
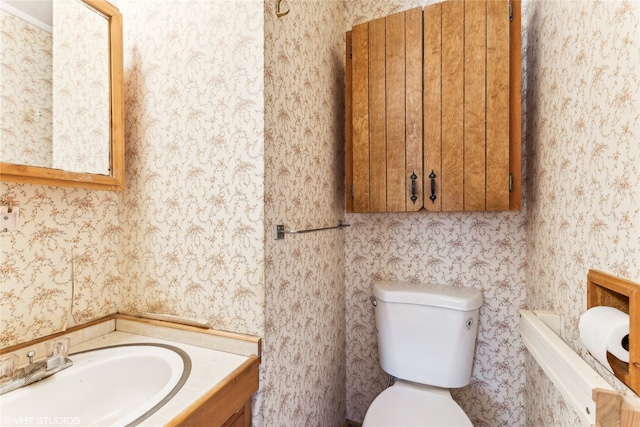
[0,314,261,427]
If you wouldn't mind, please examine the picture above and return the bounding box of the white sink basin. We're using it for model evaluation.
[0,344,190,426]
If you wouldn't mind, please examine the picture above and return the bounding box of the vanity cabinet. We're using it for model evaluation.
[168,355,259,427]
[221,401,251,427]
[345,0,521,213]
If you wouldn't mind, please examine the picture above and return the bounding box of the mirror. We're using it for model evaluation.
[0,0,124,191]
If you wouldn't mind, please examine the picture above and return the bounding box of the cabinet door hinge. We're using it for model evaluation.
[350,183,355,200]
[509,173,514,193]
[509,1,513,22]
[350,43,353,59]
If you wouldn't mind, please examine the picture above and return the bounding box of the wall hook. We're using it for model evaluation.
[276,0,289,17]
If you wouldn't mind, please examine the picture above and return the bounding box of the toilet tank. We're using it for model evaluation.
[373,281,483,388]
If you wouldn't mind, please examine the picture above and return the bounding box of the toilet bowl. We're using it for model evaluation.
[362,380,472,427]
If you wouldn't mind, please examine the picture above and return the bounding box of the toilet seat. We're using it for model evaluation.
[362,381,473,427]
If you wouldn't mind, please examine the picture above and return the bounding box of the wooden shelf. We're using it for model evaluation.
[587,270,640,394]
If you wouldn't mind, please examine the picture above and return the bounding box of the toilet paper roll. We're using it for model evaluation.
[579,306,629,373]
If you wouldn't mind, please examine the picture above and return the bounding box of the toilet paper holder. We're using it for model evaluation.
[587,269,640,395]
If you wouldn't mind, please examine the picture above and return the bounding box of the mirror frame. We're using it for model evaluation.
[0,0,124,192]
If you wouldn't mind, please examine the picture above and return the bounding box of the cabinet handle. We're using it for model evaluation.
[410,172,418,204]
[429,170,437,203]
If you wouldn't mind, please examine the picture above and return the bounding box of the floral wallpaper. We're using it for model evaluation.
[4,1,638,427]
[524,0,640,424]
[114,0,265,336]
[52,0,110,175]
[0,11,53,168]
[0,184,120,347]
[261,0,347,425]
[344,1,527,426]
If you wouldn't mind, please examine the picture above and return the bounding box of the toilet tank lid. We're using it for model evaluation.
[373,281,483,310]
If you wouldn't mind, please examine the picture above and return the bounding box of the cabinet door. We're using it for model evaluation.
[423,0,518,212]
[423,2,442,212]
[464,0,487,211]
[486,0,511,211]
[441,0,464,212]
[221,401,250,427]
[346,8,423,213]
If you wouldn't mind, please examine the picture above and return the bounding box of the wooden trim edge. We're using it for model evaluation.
[345,31,354,213]
[0,314,117,355]
[508,0,522,211]
[594,387,640,427]
[115,314,261,348]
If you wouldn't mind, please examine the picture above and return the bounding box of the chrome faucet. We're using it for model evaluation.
[0,341,73,396]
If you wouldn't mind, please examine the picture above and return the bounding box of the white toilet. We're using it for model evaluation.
[362,280,483,427]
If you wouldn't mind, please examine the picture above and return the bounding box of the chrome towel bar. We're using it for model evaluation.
[274,221,350,240]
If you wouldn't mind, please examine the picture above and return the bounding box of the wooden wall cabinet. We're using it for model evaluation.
[346,0,522,213]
